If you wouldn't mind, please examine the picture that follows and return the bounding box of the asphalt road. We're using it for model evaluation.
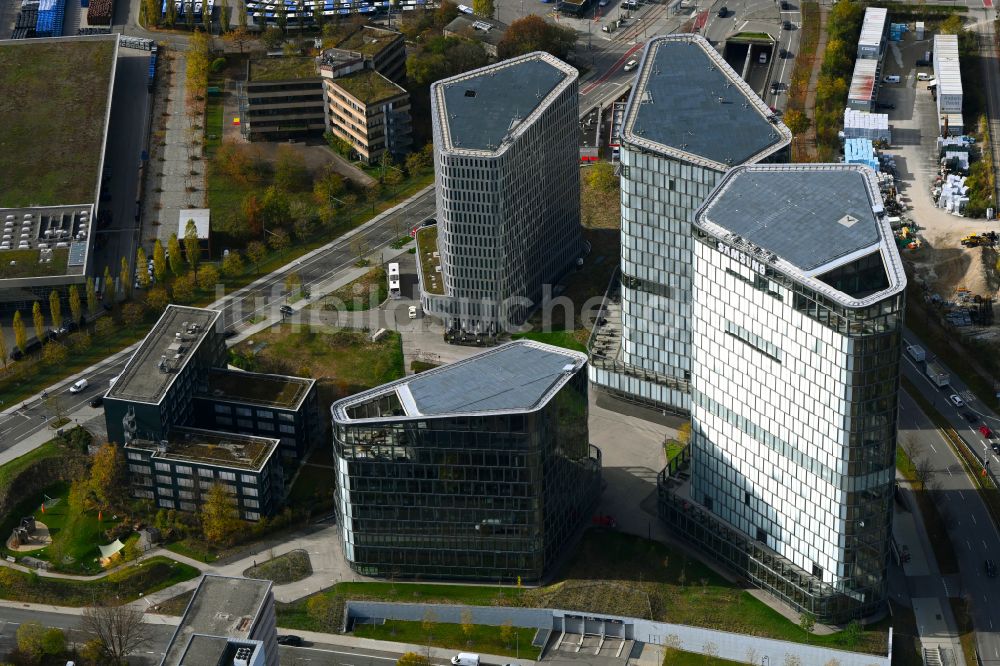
[900,334,1000,665]
[0,188,437,455]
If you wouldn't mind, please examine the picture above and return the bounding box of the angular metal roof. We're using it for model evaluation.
[695,164,906,306]
[332,340,587,422]
[698,166,880,271]
[621,35,791,170]
[432,52,577,154]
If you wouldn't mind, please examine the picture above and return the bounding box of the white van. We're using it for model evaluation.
[408,305,419,319]
[883,75,900,84]
[69,378,89,394]
[917,72,931,81]
[759,52,767,64]
[451,654,480,666]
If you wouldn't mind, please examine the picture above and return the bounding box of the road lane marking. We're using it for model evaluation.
[968,540,973,551]
[973,514,978,525]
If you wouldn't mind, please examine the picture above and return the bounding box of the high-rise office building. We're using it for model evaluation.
[330,340,601,582]
[588,35,792,413]
[418,52,584,339]
[659,164,905,621]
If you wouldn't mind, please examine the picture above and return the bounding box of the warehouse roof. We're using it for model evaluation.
[432,51,577,154]
[695,164,906,305]
[333,340,587,421]
[621,34,791,170]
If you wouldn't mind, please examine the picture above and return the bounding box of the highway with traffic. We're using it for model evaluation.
[900,335,1000,665]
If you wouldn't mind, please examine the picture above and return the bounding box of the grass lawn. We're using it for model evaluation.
[664,439,685,463]
[0,556,198,606]
[0,482,109,575]
[0,39,116,207]
[231,326,404,405]
[410,360,439,374]
[165,539,224,564]
[664,651,745,666]
[353,620,540,660]
[243,548,312,584]
[512,330,588,353]
[0,248,70,279]
[325,267,388,311]
[153,589,194,616]
[278,531,887,655]
[0,440,62,494]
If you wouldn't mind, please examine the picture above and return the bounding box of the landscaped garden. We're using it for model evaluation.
[354,620,540,660]
[228,325,405,405]
[0,556,199,607]
[276,530,888,655]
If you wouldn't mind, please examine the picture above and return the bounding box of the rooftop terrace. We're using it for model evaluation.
[107,305,220,404]
[434,52,575,153]
[249,56,320,82]
[0,35,117,208]
[128,427,278,471]
[163,575,272,666]
[333,340,587,422]
[622,35,790,170]
[200,368,313,409]
[332,69,405,105]
[333,25,401,56]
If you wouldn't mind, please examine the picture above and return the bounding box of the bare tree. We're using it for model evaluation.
[81,603,151,663]
[913,455,934,487]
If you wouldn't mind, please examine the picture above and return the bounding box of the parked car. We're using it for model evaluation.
[917,72,931,81]
[980,424,994,439]
[717,5,727,16]
[69,378,89,394]
[963,412,977,422]
[89,396,104,408]
[279,304,294,316]
[950,394,965,407]
[276,635,303,646]
[623,59,638,72]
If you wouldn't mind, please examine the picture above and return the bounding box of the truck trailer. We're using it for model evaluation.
[926,360,950,387]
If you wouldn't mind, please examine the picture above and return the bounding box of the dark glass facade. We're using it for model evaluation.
[331,370,601,582]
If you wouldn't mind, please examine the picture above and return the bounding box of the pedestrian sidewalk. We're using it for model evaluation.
[894,473,966,664]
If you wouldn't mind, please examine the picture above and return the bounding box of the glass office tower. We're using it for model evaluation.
[666,164,906,621]
[588,34,792,413]
[330,341,601,581]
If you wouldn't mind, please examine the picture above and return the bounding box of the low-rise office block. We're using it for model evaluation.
[331,340,601,582]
